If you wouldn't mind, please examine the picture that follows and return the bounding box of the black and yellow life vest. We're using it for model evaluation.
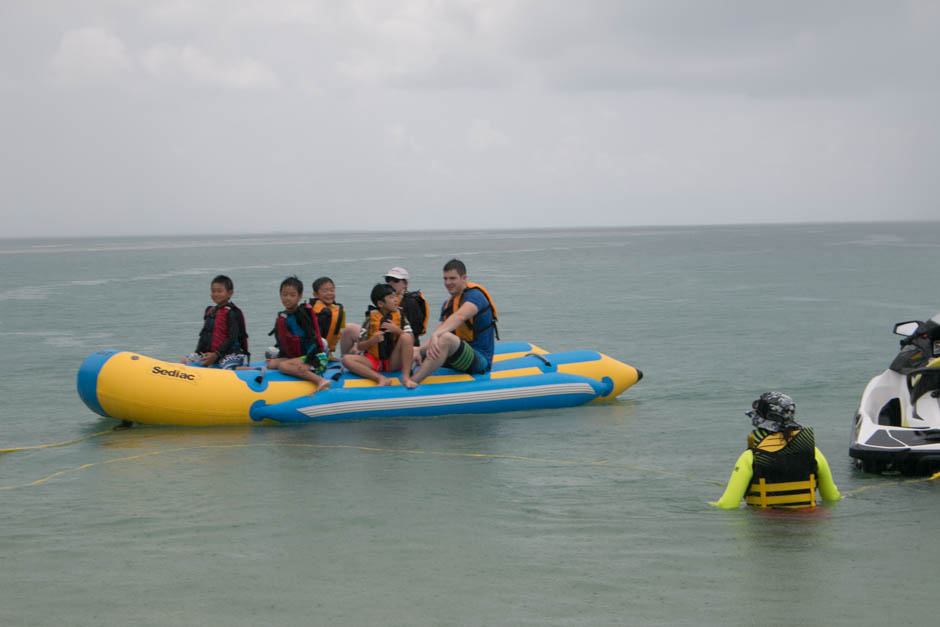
[310,298,345,352]
[442,282,498,343]
[745,427,817,509]
[400,290,429,339]
[365,307,405,360]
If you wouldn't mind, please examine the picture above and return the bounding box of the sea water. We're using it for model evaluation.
[1,223,939,626]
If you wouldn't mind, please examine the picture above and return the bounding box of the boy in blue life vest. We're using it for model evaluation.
[342,283,417,388]
[181,274,248,369]
[266,276,331,392]
[384,266,429,347]
[309,276,362,359]
[411,259,498,386]
[711,392,840,509]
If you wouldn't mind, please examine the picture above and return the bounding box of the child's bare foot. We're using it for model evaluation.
[376,375,390,386]
[317,379,331,392]
[402,378,418,389]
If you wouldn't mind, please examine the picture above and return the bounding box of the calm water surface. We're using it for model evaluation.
[2,223,939,625]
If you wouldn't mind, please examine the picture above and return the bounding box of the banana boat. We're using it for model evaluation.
[77,342,642,427]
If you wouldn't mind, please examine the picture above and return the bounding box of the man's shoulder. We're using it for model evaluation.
[462,287,490,310]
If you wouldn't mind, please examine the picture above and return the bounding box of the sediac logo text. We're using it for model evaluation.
[151,366,196,381]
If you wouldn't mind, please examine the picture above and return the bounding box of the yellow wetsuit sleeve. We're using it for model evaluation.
[710,450,754,509]
[814,448,841,501]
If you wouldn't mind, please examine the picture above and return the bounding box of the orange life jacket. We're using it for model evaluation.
[442,282,498,342]
[364,308,405,360]
[310,298,345,352]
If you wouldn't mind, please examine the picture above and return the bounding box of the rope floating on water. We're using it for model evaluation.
[0,430,113,455]
[0,441,724,491]
[840,469,940,497]
[4,434,938,494]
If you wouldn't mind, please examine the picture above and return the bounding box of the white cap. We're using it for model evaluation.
[385,267,409,280]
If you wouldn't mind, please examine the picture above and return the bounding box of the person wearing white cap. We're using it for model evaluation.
[384,267,429,347]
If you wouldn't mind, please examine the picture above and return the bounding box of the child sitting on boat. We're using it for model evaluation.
[384,266,429,347]
[266,276,331,392]
[342,283,417,388]
[309,276,361,360]
[181,274,249,369]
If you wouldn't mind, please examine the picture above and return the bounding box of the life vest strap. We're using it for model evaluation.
[446,283,498,342]
[745,474,816,508]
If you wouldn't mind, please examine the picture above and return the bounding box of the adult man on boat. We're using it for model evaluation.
[411,259,498,385]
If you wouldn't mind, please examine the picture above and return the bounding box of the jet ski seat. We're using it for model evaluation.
[909,368,940,422]
[878,398,901,426]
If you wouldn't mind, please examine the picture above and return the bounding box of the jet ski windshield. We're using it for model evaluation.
[890,318,940,374]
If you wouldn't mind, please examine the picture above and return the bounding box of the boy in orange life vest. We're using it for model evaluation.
[309,276,362,359]
[266,276,331,392]
[181,274,248,369]
[342,283,417,388]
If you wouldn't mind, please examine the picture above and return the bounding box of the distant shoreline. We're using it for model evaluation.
[3,219,938,254]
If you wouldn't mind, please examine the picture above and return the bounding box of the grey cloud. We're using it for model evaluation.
[0,1,938,237]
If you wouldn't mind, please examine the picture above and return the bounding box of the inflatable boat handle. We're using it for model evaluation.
[527,353,552,367]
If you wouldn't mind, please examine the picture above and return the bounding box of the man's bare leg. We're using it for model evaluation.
[411,333,460,384]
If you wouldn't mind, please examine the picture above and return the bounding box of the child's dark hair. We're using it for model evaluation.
[443,258,466,275]
[212,275,233,291]
[312,277,334,294]
[370,283,396,305]
[280,275,303,295]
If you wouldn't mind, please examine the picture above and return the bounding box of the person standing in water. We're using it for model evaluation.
[711,392,840,509]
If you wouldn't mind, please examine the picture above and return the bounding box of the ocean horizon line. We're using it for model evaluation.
[2,217,937,247]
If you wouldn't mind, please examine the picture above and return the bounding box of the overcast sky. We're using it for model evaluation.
[1,1,938,238]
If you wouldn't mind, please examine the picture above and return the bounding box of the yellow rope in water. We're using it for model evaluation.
[5,435,938,494]
[840,469,940,497]
[0,430,113,454]
[0,442,725,491]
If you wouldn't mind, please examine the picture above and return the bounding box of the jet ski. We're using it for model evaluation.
[850,314,940,474]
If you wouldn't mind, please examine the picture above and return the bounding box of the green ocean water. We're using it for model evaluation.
[1,223,939,626]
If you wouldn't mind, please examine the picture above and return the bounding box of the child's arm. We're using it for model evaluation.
[815,448,841,502]
[709,450,754,509]
[381,313,411,338]
[380,320,402,336]
[354,318,379,352]
[356,331,384,351]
